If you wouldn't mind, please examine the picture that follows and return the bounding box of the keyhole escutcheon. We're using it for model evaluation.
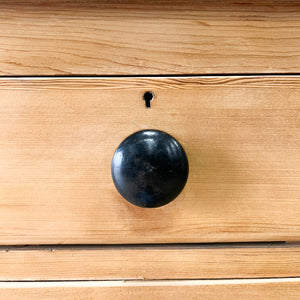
[143,91,154,108]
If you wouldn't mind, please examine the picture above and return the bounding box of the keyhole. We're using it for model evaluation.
[143,91,154,108]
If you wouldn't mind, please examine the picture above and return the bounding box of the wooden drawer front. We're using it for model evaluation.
[0,76,299,245]
[1,279,299,300]
[0,0,299,75]
[1,246,300,281]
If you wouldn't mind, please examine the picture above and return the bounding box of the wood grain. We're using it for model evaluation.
[0,76,299,245]
[0,245,300,280]
[0,279,299,300]
[0,0,299,75]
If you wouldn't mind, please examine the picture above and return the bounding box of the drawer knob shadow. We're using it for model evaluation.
[111,130,189,208]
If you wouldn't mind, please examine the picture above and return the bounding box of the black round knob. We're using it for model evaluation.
[111,130,189,208]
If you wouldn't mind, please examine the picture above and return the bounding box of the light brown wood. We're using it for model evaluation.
[0,245,300,280]
[0,76,299,245]
[0,279,299,300]
[0,0,299,75]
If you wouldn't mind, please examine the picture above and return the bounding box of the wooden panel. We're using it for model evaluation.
[0,0,300,75]
[0,76,299,244]
[0,245,299,280]
[0,279,299,300]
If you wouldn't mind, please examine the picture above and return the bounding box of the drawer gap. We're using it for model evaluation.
[0,73,300,79]
[0,241,297,252]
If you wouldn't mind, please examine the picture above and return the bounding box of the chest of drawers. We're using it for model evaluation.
[0,1,299,299]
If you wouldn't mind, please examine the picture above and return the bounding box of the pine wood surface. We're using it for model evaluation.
[0,245,299,280]
[0,0,299,75]
[0,279,299,300]
[0,76,299,244]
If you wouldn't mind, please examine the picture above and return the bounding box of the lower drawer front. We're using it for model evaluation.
[0,76,299,244]
[1,279,299,300]
[1,246,299,280]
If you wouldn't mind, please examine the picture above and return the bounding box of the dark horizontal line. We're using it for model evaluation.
[0,73,300,78]
[1,241,297,251]
[1,277,300,283]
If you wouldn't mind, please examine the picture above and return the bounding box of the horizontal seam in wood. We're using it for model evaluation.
[0,73,300,79]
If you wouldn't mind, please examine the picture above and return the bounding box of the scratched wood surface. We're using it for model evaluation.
[0,245,299,280]
[0,279,299,300]
[0,0,299,75]
[0,76,299,245]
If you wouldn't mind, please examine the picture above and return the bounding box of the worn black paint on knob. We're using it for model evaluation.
[111,130,189,208]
